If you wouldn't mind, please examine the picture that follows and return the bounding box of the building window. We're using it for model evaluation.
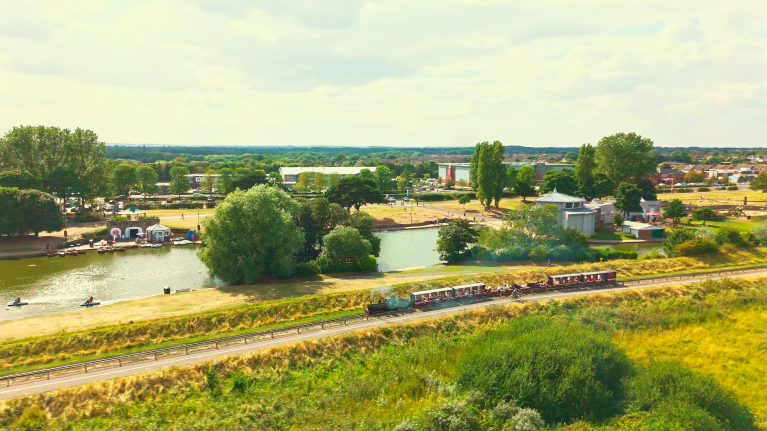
[565,203,573,209]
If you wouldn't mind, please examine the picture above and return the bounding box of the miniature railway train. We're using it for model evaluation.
[365,270,617,315]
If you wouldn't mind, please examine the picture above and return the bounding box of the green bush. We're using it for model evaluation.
[726,185,738,191]
[713,227,746,246]
[676,188,693,193]
[457,317,632,424]
[110,216,128,221]
[295,261,320,277]
[595,247,639,261]
[697,187,711,192]
[417,193,457,202]
[624,361,757,430]
[528,245,550,261]
[356,255,377,272]
[673,238,720,256]
[81,226,108,238]
[74,211,100,223]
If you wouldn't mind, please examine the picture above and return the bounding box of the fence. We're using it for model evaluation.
[1,265,764,388]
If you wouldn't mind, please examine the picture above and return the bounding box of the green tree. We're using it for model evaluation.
[374,166,394,190]
[0,126,110,200]
[574,143,596,184]
[577,174,597,200]
[514,165,536,202]
[470,141,507,208]
[539,169,578,196]
[501,204,562,248]
[358,169,374,181]
[200,169,216,193]
[397,177,409,192]
[565,151,578,162]
[691,207,718,225]
[750,172,767,193]
[320,226,372,264]
[612,212,624,227]
[444,179,455,190]
[663,198,687,227]
[217,168,235,194]
[198,185,304,283]
[636,178,658,201]
[294,172,312,193]
[169,166,190,197]
[113,163,138,196]
[347,210,381,256]
[596,132,656,184]
[324,176,383,211]
[18,189,66,237]
[685,171,704,183]
[614,183,643,218]
[313,172,327,192]
[0,187,21,236]
[0,170,42,190]
[232,169,267,191]
[436,219,478,262]
[43,166,85,200]
[136,166,159,198]
[593,173,616,199]
[505,167,517,191]
[327,173,342,187]
[458,194,471,208]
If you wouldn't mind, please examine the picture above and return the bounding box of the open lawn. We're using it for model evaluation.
[591,227,637,241]
[430,197,526,217]
[679,216,763,232]
[657,187,767,207]
[360,204,446,226]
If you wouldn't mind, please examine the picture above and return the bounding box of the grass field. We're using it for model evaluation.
[657,187,767,206]
[1,277,763,430]
[360,205,446,226]
[591,228,637,241]
[616,307,767,421]
[680,215,763,232]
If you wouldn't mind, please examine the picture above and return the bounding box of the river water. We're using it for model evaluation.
[0,228,661,321]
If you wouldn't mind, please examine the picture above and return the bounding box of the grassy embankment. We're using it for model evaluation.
[1,277,764,430]
[0,248,764,378]
[657,187,766,206]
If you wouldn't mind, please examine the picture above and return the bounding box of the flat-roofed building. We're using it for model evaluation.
[278,167,369,185]
[437,162,574,186]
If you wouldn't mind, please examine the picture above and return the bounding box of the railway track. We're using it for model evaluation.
[0,265,764,399]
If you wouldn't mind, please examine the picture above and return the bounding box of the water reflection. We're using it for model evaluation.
[375,228,444,272]
[0,246,223,321]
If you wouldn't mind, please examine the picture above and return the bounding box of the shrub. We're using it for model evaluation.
[74,211,100,223]
[726,185,738,190]
[713,227,746,246]
[550,244,573,262]
[528,245,550,261]
[457,316,632,424]
[492,248,512,262]
[697,187,711,192]
[595,247,639,261]
[110,216,128,221]
[81,226,108,238]
[295,261,320,277]
[625,361,757,430]
[356,255,377,272]
[676,187,694,193]
[418,193,456,202]
[673,238,719,256]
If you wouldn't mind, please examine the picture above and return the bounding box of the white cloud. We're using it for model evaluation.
[0,0,764,147]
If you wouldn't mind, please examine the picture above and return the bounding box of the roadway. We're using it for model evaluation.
[1,268,764,400]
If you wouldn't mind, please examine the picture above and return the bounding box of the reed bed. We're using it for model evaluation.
[1,276,764,430]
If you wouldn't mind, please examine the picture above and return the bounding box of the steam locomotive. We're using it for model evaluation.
[365,270,617,314]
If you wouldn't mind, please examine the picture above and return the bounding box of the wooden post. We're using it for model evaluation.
[84,365,88,374]
[118,359,122,367]
[47,372,50,380]
[185,347,189,355]
[271,331,274,339]
[154,352,158,360]
[214,342,218,350]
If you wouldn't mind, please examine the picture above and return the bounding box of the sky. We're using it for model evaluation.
[0,1,765,148]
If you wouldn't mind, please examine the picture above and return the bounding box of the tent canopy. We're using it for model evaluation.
[645,211,661,217]
[118,204,147,216]
[146,223,171,233]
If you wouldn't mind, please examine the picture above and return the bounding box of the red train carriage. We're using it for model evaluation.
[410,287,455,307]
[452,283,486,299]
[581,270,617,285]
[547,273,585,288]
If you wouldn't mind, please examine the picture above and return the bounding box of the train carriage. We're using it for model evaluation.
[452,283,486,299]
[410,287,455,307]
[547,273,585,287]
[581,270,617,285]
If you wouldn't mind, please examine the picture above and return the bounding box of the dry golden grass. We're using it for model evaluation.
[360,205,446,226]
[615,307,767,422]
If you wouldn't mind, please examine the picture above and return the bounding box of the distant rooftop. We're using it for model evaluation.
[536,188,585,204]
[278,167,369,176]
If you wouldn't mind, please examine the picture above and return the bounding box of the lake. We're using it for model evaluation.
[0,228,660,321]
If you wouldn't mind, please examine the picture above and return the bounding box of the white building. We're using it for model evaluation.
[278,167,369,184]
[535,189,597,235]
[585,198,616,226]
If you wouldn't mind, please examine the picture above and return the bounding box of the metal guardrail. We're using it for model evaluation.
[1,265,764,388]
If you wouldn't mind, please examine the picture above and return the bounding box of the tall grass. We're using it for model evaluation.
[1,277,763,430]
[1,248,763,373]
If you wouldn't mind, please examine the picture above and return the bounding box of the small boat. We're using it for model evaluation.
[151,244,162,248]
[140,244,152,248]
[7,302,28,307]
[97,247,106,254]
[174,240,188,246]
[80,302,101,307]
[57,251,66,257]
[46,253,57,258]
[66,250,79,256]
[114,247,126,252]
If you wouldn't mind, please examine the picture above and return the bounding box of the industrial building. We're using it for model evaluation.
[437,162,574,185]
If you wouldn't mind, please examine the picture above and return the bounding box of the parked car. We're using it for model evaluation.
[207,197,216,202]
[192,192,201,197]
[138,198,145,203]
[180,197,187,202]
[147,200,156,206]
[403,197,410,202]
[166,198,173,203]
[161,201,169,206]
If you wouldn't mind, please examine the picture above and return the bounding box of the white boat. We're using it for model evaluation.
[151,243,162,248]
[173,240,188,246]
[7,302,28,307]
[140,244,152,248]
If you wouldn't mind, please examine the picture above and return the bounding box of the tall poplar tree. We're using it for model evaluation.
[470,141,507,208]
